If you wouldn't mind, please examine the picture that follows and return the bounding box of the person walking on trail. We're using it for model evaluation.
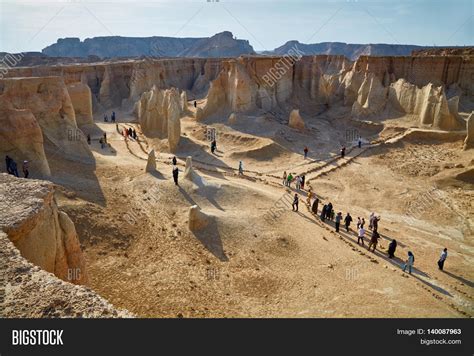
[295,176,301,190]
[369,212,375,230]
[438,248,448,270]
[358,137,362,149]
[103,114,108,122]
[22,160,29,178]
[340,145,346,158]
[283,171,287,186]
[99,137,105,149]
[292,194,299,212]
[128,127,133,138]
[388,239,397,258]
[304,146,308,159]
[172,156,177,166]
[103,132,107,144]
[172,165,179,185]
[357,217,361,230]
[133,129,138,140]
[321,204,327,221]
[238,161,243,175]
[10,159,19,177]
[111,111,116,123]
[373,216,380,232]
[312,197,319,215]
[330,209,335,221]
[403,251,415,274]
[5,155,13,175]
[306,188,313,205]
[210,139,217,154]
[327,202,333,218]
[301,175,306,190]
[368,230,380,252]
[360,217,365,229]
[287,173,293,187]
[123,128,128,139]
[357,226,365,245]
[87,134,91,145]
[335,212,342,232]
[344,213,353,232]
[194,100,197,108]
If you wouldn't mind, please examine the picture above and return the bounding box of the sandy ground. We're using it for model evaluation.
[51,103,473,318]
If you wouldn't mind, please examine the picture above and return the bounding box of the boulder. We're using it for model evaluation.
[188,205,210,231]
[183,156,195,180]
[464,112,474,150]
[288,109,305,130]
[145,149,156,172]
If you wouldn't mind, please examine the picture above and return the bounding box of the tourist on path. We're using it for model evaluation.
[387,239,397,258]
[438,248,448,270]
[133,129,138,140]
[111,111,116,123]
[283,171,287,185]
[357,226,365,245]
[211,139,217,154]
[287,173,293,187]
[369,212,375,230]
[373,216,380,232]
[358,137,362,148]
[344,213,353,232]
[172,165,179,185]
[87,134,91,145]
[357,217,361,230]
[10,159,19,177]
[304,146,308,159]
[22,160,29,178]
[327,202,333,218]
[360,217,365,229]
[103,132,107,144]
[368,230,380,252]
[340,145,346,158]
[295,175,301,190]
[238,161,243,175]
[5,155,13,175]
[335,212,342,232]
[103,114,108,122]
[301,175,306,190]
[306,188,313,205]
[292,194,299,212]
[403,251,415,274]
[312,197,319,215]
[128,127,133,138]
[329,209,335,221]
[321,204,327,221]
[99,137,105,149]
[194,101,197,108]
[172,156,177,166]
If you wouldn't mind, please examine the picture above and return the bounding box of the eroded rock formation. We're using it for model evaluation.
[188,205,211,231]
[288,109,305,130]
[67,82,93,126]
[145,149,156,172]
[464,112,474,150]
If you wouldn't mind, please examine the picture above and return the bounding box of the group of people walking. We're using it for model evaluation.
[5,155,29,178]
[123,126,138,140]
[103,111,116,123]
[283,171,306,190]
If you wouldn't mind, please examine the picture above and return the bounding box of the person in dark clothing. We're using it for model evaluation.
[360,217,365,229]
[10,159,19,177]
[103,132,107,144]
[5,155,13,174]
[111,111,116,123]
[128,127,133,138]
[358,137,362,148]
[357,217,361,230]
[172,156,177,165]
[211,139,217,154]
[321,204,327,221]
[292,194,299,212]
[303,146,308,159]
[312,198,319,215]
[22,160,29,178]
[335,212,342,232]
[373,216,379,232]
[340,146,346,158]
[327,203,333,218]
[301,175,305,190]
[368,230,380,252]
[387,239,397,258]
[438,248,448,270]
[133,129,138,140]
[172,165,179,185]
[87,134,91,145]
[344,213,353,232]
[194,101,197,108]
[103,114,108,122]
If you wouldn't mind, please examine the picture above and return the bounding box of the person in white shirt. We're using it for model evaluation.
[357,227,365,245]
[438,248,448,270]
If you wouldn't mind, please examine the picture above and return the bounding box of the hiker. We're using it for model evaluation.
[327,202,333,218]
[373,216,380,232]
[194,100,197,108]
[340,145,346,158]
[403,251,415,274]
[368,230,380,252]
[10,159,19,177]
[358,137,362,148]
[357,226,365,245]
[292,194,299,212]
[321,204,327,221]
[306,188,313,205]
[344,213,353,232]
[357,217,361,230]
[287,173,293,187]
[133,129,138,140]
[99,137,105,149]
[22,160,29,178]
[111,111,116,123]
[211,139,217,154]
[103,132,107,144]
[312,197,319,215]
[301,175,305,190]
[304,146,308,159]
[123,128,128,138]
[335,212,342,232]
[87,134,91,145]
[5,155,13,174]
[438,248,448,270]
[283,171,287,186]
[330,209,335,221]
[387,239,397,258]
[172,165,179,185]
[360,217,365,229]
[128,127,133,138]
[103,114,108,122]
[369,212,375,230]
[238,161,243,175]
[172,156,177,166]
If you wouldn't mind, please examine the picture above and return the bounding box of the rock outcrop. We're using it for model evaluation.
[135,86,183,152]
[188,205,211,231]
[67,82,93,126]
[464,112,474,150]
[0,173,87,285]
[183,156,196,181]
[288,109,305,130]
[145,149,156,172]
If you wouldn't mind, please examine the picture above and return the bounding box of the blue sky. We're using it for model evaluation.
[0,0,472,53]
